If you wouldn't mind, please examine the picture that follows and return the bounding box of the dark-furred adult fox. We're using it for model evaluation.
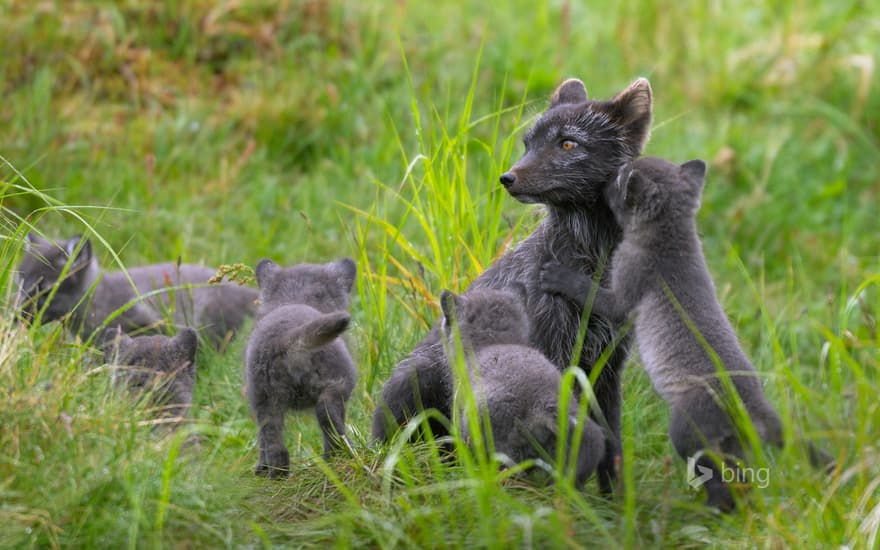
[373,77,653,494]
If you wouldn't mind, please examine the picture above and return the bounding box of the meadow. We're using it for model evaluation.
[1,1,878,547]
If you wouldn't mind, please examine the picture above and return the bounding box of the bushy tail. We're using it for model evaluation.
[287,311,350,350]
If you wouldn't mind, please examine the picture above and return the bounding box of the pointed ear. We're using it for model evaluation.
[330,257,357,294]
[64,236,92,269]
[680,159,707,193]
[549,78,588,108]
[24,232,48,253]
[616,161,635,192]
[104,327,134,361]
[508,282,529,308]
[605,77,653,155]
[439,290,459,326]
[173,327,199,364]
[255,259,279,287]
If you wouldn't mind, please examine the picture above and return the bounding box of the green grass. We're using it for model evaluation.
[1,0,878,547]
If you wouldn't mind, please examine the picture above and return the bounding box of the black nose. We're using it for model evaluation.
[500,172,516,188]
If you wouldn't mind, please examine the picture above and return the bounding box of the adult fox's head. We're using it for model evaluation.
[500,77,652,208]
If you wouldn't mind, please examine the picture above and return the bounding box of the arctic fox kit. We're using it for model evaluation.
[104,327,199,424]
[16,233,257,348]
[245,258,357,478]
[542,157,783,510]
[440,287,605,488]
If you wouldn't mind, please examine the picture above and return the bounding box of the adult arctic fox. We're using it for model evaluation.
[374,76,653,494]
[15,233,257,349]
[542,157,784,510]
[440,286,605,488]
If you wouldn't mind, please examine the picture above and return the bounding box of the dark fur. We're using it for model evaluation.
[373,77,653,494]
[246,258,357,478]
[542,157,784,511]
[104,327,198,425]
[441,287,605,487]
[15,234,258,349]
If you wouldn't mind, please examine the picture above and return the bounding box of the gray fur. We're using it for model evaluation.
[373,77,653,494]
[246,258,357,478]
[542,157,783,511]
[15,233,258,349]
[104,327,198,424]
[441,287,605,488]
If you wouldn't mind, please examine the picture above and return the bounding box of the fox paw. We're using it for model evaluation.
[539,262,583,296]
[255,447,290,479]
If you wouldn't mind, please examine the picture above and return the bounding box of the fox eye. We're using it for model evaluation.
[561,140,578,151]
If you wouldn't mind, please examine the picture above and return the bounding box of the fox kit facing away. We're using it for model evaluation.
[542,157,783,510]
[374,76,652,494]
[15,234,258,349]
[440,287,605,488]
[104,327,199,425]
[246,258,357,478]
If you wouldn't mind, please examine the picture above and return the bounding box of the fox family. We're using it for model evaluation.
[15,76,800,510]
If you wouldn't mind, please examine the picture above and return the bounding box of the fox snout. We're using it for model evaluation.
[499,172,516,188]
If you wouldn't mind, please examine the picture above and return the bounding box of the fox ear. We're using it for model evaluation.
[439,290,460,326]
[255,258,279,287]
[550,78,588,108]
[173,327,199,365]
[330,257,357,294]
[103,326,133,361]
[680,159,707,193]
[606,77,653,155]
[64,236,92,269]
[24,232,48,253]
[508,282,529,308]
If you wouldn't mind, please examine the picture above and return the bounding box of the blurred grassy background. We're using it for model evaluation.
[1,0,878,547]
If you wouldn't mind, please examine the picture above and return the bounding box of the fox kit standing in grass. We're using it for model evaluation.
[374,77,652,494]
[246,258,357,478]
[440,287,606,487]
[104,327,199,426]
[542,157,784,510]
[15,233,258,349]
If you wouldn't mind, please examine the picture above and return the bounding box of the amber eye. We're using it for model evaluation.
[561,140,577,150]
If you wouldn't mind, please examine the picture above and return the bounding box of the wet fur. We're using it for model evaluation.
[373,77,653,494]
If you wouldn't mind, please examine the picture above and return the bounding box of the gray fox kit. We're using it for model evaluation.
[374,77,653,494]
[246,258,357,478]
[104,327,199,425]
[440,287,605,487]
[541,157,783,510]
[15,233,257,349]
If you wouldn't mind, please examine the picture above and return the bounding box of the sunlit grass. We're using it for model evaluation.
[0,0,877,547]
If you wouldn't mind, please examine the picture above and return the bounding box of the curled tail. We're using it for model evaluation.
[288,311,350,350]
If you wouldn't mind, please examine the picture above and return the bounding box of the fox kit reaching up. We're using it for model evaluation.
[104,327,199,425]
[542,157,783,511]
[440,287,605,487]
[15,233,257,349]
[374,77,653,494]
[246,258,357,478]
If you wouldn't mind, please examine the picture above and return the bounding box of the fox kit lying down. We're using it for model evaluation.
[16,233,257,349]
[440,286,605,488]
[104,327,199,426]
[246,258,357,478]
